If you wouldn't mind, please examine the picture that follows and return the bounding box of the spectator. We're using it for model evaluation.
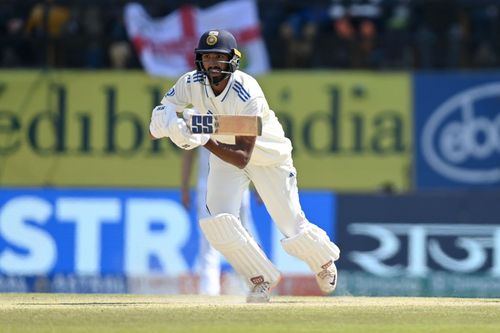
[328,0,383,68]
[381,0,412,68]
[0,2,30,67]
[81,5,104,68]
[469,3,499,68]
[0,0,498,71]
[413,0,459,69]
[279,4,330,68]
[108,9,132,69]
[25,0,71,67]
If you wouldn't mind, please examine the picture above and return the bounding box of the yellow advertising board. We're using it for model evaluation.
[260,71,412,191]
[0,70,411,191]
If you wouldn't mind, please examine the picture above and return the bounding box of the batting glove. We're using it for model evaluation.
[149,105,177,139]
[168,118,210,150]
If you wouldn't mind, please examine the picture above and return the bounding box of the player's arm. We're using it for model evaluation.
[204,135,256,169]
[202,97,263,168]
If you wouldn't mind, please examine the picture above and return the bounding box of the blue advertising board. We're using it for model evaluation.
[0,188,336,282]
[334,191,500,297]
[336,191,500,276]
[414,72,500,189]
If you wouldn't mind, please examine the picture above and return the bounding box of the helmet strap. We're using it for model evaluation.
[195,58,233,85]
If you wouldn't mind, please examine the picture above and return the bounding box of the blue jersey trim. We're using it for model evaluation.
[187,72,204,84]
[193,72,204,83]
[233,81,250,102]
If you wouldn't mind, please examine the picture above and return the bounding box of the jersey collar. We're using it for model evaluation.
[205,73,234,101]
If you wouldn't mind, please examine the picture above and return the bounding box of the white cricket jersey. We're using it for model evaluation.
[161,70,292,166]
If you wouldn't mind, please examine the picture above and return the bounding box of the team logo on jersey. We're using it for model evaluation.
[206,31,219,46]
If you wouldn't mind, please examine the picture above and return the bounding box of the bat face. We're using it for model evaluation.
[190,115,262,136]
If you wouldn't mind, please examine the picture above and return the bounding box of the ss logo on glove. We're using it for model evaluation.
[191,115,215,134]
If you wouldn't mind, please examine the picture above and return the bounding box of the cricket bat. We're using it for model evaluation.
[189,114,263,136]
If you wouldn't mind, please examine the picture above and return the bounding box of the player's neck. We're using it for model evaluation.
[210,80,228,96]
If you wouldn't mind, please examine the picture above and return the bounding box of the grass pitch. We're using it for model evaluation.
[1,294,499,333]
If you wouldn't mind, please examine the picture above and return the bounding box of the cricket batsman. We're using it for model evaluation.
[149,29,340,303]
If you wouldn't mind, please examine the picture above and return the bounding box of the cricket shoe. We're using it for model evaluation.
[246,281,272,303]
[316,260,338,294]
[246,276,280,303]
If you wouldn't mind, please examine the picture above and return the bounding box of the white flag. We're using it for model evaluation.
[125,0,270,77]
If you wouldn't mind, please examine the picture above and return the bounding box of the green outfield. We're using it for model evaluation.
[1,294,499,333]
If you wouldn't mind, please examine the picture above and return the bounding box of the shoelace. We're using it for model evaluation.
[252,282,270,293]
[318,269,335,279]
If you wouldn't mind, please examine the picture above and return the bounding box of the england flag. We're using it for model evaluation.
[124,0,270,77]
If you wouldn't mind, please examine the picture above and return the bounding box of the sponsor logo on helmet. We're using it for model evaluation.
[206,31,219,46]
[421,82,500,184]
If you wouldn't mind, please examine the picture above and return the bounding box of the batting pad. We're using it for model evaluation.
[200,213,281,288]
[281,224,340,273]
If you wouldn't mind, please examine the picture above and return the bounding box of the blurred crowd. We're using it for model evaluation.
[1,0,499,70]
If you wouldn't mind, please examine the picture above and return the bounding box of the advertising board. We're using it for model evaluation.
[335,191,500,296]
[0,71,411,191]
[414,72,500,189]
[0,187,336,293]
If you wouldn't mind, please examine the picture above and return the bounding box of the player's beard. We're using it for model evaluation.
[206,67,230,85]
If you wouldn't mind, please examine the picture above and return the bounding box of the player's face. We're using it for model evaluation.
[201,53,230,80]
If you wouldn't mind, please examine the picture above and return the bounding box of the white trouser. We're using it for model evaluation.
[197,185,221,295]
[197,185,254,295]
[207,154,307,238]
